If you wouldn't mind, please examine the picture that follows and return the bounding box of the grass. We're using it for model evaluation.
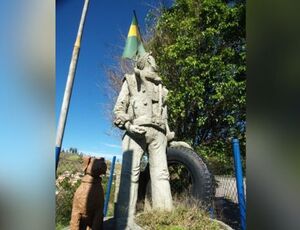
[55,222,67,230]
[136,199,222,230]
[56,151,83,176]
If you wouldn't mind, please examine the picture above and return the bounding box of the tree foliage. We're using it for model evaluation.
[145,0,246,162]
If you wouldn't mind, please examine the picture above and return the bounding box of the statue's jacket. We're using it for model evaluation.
[114,73,168,132]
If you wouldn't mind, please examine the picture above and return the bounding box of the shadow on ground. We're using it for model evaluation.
[214,197,241,230]
[103,217,115,229]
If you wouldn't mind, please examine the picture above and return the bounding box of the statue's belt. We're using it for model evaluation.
[132,117,166,131]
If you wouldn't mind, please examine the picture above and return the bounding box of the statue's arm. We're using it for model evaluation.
[163,101,175,141]
[162,87,175,141]
[113,80,130,130]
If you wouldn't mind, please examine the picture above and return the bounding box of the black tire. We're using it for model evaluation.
[137,146,214,209]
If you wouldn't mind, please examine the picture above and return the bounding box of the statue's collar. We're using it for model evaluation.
[145,76,162,84]
[81,174,102,183]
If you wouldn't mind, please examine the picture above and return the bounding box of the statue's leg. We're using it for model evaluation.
[115,133,145,220]
[91,209,103,230]
[148,129,173,211]
[70,199,82,230]
[70,212,81,230]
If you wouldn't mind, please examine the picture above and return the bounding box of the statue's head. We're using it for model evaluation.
[136,52,157,71]
[82,156,107,177]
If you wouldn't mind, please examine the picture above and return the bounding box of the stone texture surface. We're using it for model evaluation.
[70,156,107,230]
[113,52,173,229]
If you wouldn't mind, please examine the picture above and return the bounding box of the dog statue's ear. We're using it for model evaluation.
[82,156,91,173]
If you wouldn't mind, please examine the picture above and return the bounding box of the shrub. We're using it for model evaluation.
[56,177,81,227]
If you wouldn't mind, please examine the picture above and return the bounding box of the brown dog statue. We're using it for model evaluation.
[70,156,107,230]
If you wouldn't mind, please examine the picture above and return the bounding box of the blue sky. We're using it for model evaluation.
[56,1,171,160]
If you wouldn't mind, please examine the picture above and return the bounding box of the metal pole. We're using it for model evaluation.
[232,138,246,230]
[133,10,143,42]
[56,0,90,171]
[103,156,116,217]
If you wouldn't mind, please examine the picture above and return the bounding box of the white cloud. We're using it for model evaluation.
[79,149,122,161]
[102,143,122,149]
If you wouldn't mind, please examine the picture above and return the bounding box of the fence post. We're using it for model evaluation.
[103,156,116,217]
[232,138,246,230]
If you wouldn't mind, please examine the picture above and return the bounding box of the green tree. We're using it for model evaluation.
[145,0,245,170]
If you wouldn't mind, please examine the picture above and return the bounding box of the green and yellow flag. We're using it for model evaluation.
[122,13,146,59]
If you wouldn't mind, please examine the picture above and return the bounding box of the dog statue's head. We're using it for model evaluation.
[82,156,107,177]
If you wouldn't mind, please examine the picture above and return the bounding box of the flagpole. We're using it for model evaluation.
[56,0,90,171]
[133,10,143,43]
[132,11,162,118]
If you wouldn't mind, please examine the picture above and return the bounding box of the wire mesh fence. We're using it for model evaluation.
[212,162,246,229]
[215,175,246,203]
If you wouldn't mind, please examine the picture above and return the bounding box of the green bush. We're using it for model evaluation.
[145,0,246,173]
[195,143,245,175]
[56,177,81,228]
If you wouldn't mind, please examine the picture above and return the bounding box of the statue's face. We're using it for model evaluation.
[137,53,158,71]
[147,55,157,71]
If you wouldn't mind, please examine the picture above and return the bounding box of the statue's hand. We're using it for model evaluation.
[166,131,175,141]
[134,67,140,75]
[128,124,146,135]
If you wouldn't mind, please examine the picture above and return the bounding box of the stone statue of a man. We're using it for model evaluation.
[114,52,173,229]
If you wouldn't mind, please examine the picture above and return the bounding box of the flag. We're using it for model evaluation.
[122,13,146,59]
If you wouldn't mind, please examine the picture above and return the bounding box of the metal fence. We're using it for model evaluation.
[211,139,246,230]
[215,175,246,204]
[213,175,246,229]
